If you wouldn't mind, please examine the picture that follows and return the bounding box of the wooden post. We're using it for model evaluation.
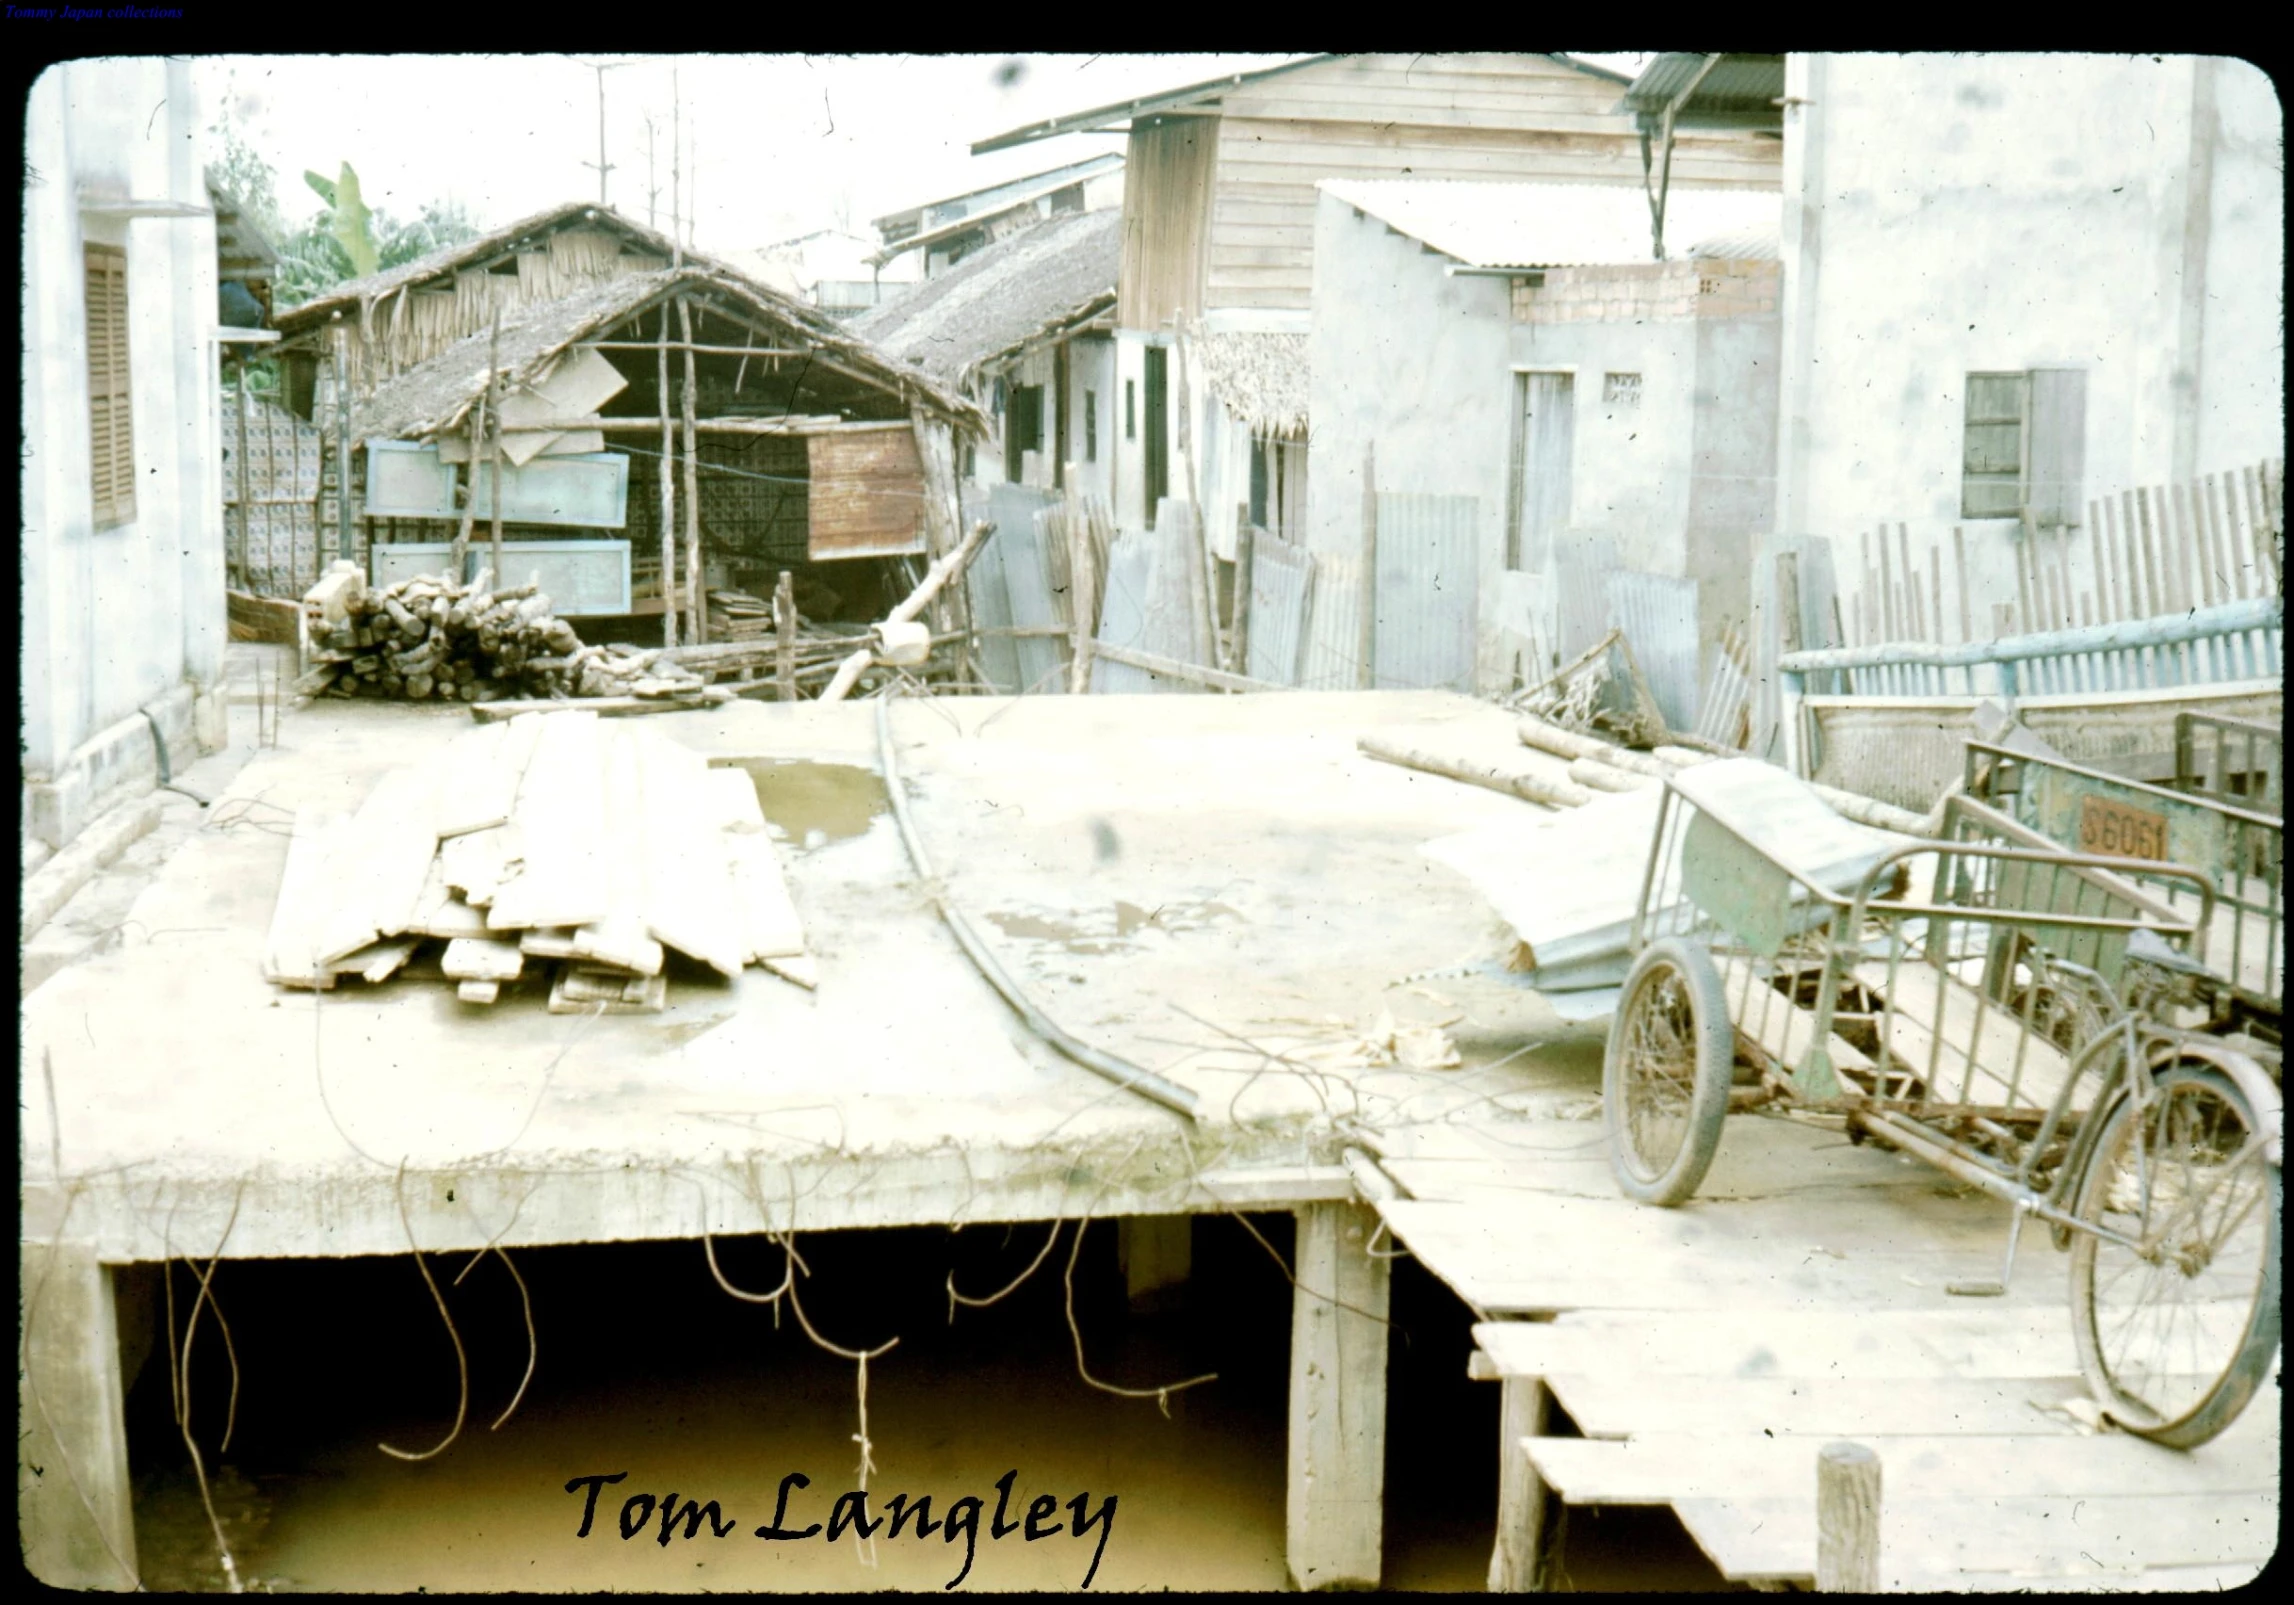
[774,571,798,702]
[1233,506,1256,679]
[19,1238,140,1589]
[1815,1441,1881,1591]
[1286,1200,1390,1592]
[486,312,505,593]
[657,308,679,646]
[1115,1216,1190,1315]
[331,323,354,566]
[1487,1376,1552,1591]
[1068,480,1097,695]
[231,358,254,589]
[450,395,484,582]
[1358,443,1378,689]
[679,298,706,645]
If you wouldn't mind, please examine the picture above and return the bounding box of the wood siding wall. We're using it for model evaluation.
[1118,116,1218,330]
[808,426,930,559]
[1204,55,1782,311]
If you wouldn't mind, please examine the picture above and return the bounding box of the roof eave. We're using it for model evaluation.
[969,55,1338,154]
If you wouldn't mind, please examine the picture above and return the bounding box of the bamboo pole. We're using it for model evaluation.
[487,313,505,591]
[450,395,485,581]
[817,520,997,704]
[678,299,705,645]
[1068,481,1097,695]
[1951,526,1972,642]
[1233,506,1256,679]
[2137,486,2165,618]
[775,571,797,702]
[580,341,809,358]
[231,359,254,588]
[656,309,678,647]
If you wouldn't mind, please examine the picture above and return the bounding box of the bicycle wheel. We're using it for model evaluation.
[1604,937,1735,1207]
[2067,1059,2282,1449]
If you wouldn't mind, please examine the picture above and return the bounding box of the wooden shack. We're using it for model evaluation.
[264,204,985,640]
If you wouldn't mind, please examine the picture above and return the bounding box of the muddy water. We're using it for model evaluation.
[716,759,886,850]
[125,1176,1729,1593]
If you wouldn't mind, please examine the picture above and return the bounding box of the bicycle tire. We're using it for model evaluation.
[2067,1061,2282,1449]
[1604,937,1736,1208]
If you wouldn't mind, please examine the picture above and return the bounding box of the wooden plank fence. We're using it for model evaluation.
[1845,460,2283,648]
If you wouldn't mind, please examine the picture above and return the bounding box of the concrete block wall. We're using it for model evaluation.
[1513,259,1778,325]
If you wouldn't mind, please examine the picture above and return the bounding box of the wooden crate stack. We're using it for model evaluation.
[262,710,814,1009]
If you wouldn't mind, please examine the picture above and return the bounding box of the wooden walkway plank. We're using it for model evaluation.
[1525,1423,2281,1506]
[1388,1196,2040,1316]
[1672,1489,2279,1586]
[1533,1372,2102,1441]
[702,764,768,834]
[565,724,665,977]
[1475,1310,2088,1380]
[725,832,808,963]
[435,712,544,838]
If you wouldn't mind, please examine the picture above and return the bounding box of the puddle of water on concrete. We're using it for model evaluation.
[986,901,1244,955]
[716,759,886,851]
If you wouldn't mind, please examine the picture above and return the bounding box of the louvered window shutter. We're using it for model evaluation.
[85,244,135,528]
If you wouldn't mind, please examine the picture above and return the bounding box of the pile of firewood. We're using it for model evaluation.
[297,561,724,707]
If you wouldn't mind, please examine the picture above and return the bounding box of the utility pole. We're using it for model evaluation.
[579,59,638,207]
[643,115,660,230]
[671,66,683,264]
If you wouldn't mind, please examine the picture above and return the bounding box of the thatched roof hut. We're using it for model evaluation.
[351,266,984,446]
[1198,330,1309,441]
[850,210,1121,390]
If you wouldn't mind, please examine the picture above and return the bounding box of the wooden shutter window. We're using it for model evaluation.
[85,244,136,529]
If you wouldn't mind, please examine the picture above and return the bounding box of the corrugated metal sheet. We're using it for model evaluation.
[1319,178,1779,270]
[961,485,1021,691]
[1553,535,1623,662]
[1088,532,1164,694]
[1605,570,1700,732]
[1299,554,1368,691]
[1247,533,1316,686]
[1616,54,1786,122]
[1373,493,1479,692]
[807,429,930,559]
[1005,505,1070,693]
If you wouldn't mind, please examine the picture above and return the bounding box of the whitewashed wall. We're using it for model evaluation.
[21,59,226,849]
[1776,54,2284,626]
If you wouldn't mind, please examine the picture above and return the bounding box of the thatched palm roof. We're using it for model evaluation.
[274,201,734,333]
[850,210,1121,388]
[349,267,985,444]
[1199,331,1309,440]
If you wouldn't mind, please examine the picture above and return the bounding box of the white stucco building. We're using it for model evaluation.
[22,57,229,856]
[1774,53,2284,630]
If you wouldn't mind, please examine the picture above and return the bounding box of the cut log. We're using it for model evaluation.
[1357,733,1593,810]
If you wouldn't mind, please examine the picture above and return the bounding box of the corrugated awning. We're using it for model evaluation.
[1616,53,1786,134]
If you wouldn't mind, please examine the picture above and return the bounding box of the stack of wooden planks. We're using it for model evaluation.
[297,561,729,709]
[262,709,812,1008]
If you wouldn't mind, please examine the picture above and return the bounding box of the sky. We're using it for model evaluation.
[193,54,1656,255]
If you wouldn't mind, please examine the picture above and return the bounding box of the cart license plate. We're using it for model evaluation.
[2078,794,2170,860]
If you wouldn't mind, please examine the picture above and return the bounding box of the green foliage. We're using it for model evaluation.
[208,123,285,243]
[274,188,482,310]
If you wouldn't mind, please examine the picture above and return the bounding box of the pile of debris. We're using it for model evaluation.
[262,708,813,1009]
[297,561,729,710]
